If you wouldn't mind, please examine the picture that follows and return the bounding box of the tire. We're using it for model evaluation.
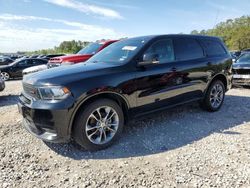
[201,80,225,112]
[1,72,10,81]
[73,99,124,151]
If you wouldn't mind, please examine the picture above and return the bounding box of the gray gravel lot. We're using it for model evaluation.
[0,80,250,188]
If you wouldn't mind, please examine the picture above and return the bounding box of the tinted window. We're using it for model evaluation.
[144,39,175,63]
[174,38,204,61]
[18,60,28,66]
[29,59,43,65]
[28,59,36,65]
[237,53,250,64]
[77,43,102,55]
[38,60,47,64]
[201,39,226,56]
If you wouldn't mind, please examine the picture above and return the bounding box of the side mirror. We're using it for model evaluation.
[232,58,236,63]
[138,53,160,66]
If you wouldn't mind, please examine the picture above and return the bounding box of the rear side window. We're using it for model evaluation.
[201,39,227,56]
[174,38,204,61]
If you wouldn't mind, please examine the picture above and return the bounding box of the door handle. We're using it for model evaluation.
[171,67,177,72]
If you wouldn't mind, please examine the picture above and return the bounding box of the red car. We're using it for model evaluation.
[48,40,118,68]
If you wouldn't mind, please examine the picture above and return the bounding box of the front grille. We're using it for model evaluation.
[23,83,40,99]
[233,69,250,75]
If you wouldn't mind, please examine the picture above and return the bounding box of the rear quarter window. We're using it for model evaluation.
[201,39,227,56]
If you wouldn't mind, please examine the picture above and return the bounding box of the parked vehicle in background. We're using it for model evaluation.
[241,48,250,54]
[0,57,14,66]
[0,75,5,91]
[230,50,241,62]
[232,53,250,86]
[48,40,118,68]
[40,54,65,61]
[0,58,48,80]
[29,55,39,58]
[23,64,48,76]
[18,34,232,151]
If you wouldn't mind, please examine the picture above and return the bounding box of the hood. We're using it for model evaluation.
[23,62,118,86]
[233,62,250,69]
[49,54,92,64]
[0,64,11,69]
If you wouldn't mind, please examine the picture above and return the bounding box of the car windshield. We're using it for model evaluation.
[86,38,149,64]
[9,59,23,66]
[237,53,250,63]
[77,42,102,55]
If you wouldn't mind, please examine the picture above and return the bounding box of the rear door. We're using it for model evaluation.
[171,37,210,100]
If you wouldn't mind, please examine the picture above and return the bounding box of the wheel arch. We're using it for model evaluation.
[206,73,228,94]
[68,92,130,136]
[0,71,11,80]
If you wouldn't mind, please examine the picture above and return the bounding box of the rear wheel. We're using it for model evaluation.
[201,80,225,112]
[73,99,124,151]
[1,72,10,81]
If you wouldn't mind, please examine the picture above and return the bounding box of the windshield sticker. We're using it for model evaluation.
[122,46,137,51]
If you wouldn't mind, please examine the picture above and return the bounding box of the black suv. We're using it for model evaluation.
[18,35,232,150]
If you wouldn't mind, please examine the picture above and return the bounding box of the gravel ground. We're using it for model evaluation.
[0,80,250,188]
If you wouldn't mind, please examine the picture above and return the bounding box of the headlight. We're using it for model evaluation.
[38,86,71,100]
[61,61,74,66]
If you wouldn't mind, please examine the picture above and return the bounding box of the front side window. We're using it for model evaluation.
[77,43,102,55]
[143,39,175,63]
[174,38,204,61]
[18,60,28,66]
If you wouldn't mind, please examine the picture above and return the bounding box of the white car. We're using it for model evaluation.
[22,64,48,76]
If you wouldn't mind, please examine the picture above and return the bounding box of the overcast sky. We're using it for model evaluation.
[0,0,249,53]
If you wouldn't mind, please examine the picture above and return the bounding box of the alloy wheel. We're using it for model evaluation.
[85,106,119,145]
[209,83,224,108]
[1,72,10,81]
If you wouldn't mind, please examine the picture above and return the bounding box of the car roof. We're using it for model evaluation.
[128,34,221,41]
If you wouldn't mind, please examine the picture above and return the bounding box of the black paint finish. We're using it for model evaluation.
[18,35,232,143]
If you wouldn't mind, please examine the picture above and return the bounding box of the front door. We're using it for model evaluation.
[12,59,30,77]
[135,38,184,112]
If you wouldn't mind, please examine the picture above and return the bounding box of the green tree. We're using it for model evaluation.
[191,16,250,50]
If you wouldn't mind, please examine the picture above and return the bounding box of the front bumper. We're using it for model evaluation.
[18,93,74,143]
[232,74,250,86]
[233,78,250,86]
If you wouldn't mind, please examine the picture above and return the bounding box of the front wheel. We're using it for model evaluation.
[201,80,225,112]
[1,72,10,81]
[73,99,124,151]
